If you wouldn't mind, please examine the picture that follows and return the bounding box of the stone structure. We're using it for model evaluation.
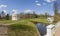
[46,17,55,36]
[46,22,60,36]
[12,10,18,20]
[47,17,54,24]
[46,24,55,36]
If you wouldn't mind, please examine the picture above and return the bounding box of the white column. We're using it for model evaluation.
[46,24,55,36]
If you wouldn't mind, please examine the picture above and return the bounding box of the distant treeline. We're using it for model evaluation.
[0,11,52,20]
[0,11,10,20]
[18,12,51,19]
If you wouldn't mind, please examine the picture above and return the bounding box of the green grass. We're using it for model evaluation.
[0,20,17,24]
[0,18,50,36]
[0,18,49,24]
[7,18,48,36]
[0,18,55,36]
[8,20,40,36]
[0,20,38,36]
[29,18,49,24]
[0,19,24,24]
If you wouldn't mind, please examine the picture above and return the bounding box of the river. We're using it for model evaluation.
[36,23,48,36]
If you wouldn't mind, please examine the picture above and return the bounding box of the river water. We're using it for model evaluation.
[36,23,48,36]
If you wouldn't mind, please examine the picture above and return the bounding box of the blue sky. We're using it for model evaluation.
[0,0,60,16]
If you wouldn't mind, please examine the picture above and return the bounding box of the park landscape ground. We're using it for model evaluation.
[0,18,49,36]
[0,17,60,36]
[0,0,60,36]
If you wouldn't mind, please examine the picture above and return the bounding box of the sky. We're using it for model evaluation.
[0,0,60,16]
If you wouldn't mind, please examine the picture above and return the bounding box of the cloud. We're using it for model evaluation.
[24,9,33,13]
[12,9,17,12]
[36,3,41,6]
[0,4,7,8]
[2,10,7,15]
[45,0,51,3]
[12,9,18,14]
[35,0,39,3]
[3,10,7,13]
[44,0,56,3]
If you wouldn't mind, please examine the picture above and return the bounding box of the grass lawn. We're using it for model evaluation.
[0,20,20,24]
[0,18,49,36]
[29,18,49,24]
[0,18,49,24]
[8,20,40,36]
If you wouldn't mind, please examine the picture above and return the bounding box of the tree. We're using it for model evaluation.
[0,14,1,19]
[19,12,38,19]
[6,14,10,20]
[1,11,6,19]
[45,12,48,18]
[19,12,25,19]
[54,1,60,22]
[45,12,51,17]
[39,14,45,18]
[54,1,58,15]
[33,12,38,18]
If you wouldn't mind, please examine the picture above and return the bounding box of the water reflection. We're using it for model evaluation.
[36,23,48,36]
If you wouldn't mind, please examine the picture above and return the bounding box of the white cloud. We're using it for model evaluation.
[44,0,56,3]
[12,9,18,14]
[36,3,41,6]
[35,0,39,2]
[12,9,17,12]
[3,10,7,13]
[3,10,7,15]
[44,0,51,3]
[0,4,7,8]
[24,9,33,13]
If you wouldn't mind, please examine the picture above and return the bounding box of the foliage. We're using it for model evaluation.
[0,11,10,20]
[6,14,10,20]
[54,1,60,22]
[0,11,6,19]
[19,12,38,19]
[38,13,51,19]
[54,14,60,22]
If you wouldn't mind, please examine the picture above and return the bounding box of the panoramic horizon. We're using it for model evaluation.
[0,0,60,36]
[0,0,60,16]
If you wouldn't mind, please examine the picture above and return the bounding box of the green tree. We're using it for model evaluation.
[39,14,45,18]
[1,11,6,19]
[45,12,48,18]
[54,1,60,22]
[0,14,1,19]
[6,14,10,20]
[33,12,38,18]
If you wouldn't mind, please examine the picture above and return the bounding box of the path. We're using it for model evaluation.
[54,21,60,36]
